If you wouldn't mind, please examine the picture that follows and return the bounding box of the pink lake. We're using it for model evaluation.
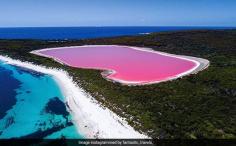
[35,45,199,85]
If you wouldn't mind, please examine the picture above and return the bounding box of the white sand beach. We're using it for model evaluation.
[0,55,148,138]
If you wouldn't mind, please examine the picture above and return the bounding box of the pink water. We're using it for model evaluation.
[37,45,198,84]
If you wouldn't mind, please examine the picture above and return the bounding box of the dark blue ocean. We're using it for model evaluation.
[0,26,234,40]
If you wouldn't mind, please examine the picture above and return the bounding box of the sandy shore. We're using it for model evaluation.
[31,45,210,85]
[0,55,148,138]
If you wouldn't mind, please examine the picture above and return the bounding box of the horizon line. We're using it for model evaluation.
[0,25,236,28]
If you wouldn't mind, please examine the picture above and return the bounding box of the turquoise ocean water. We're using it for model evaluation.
[0,60,83,139]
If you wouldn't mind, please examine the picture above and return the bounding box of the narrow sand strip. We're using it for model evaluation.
[0,55,148,138]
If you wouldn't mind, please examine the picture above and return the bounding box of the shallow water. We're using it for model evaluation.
[0,60,83,139]
[38,46,197,84]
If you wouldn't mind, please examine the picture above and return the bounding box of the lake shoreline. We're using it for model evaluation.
[31,45,209,85]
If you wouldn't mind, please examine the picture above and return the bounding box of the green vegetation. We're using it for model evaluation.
[0,30,235,139]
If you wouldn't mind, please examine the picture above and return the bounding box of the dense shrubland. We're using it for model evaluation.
[0,30,235,138]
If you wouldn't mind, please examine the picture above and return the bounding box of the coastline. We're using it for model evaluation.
[0,30,234,138]
[0,55,147,138]
[31,45,210,86]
